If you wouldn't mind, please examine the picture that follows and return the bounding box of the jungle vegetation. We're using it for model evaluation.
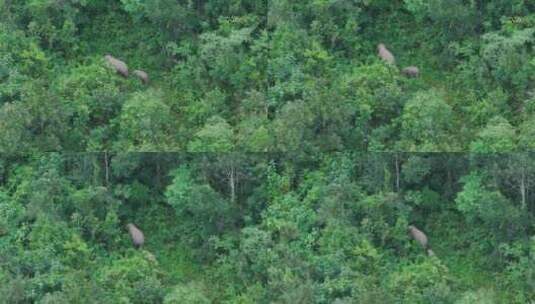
[1,0,534,303]
[0,0,533,152]
[0,153,533,303]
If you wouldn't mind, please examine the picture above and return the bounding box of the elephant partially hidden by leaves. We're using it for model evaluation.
[105,55,129,77]
[408,225,434,256]
[377,43,395,65]
[133,70,149,84]
[402,66,420,78]
[376,44,421,79]
[127,223,145,248]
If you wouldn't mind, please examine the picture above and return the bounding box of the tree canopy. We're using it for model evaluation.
[1,1,534,303]
[0,153,533,303]
[0,0,533,152]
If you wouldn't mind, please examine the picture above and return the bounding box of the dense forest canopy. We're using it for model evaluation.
[0,153,533,303]
[1,1,535,303]
[0,0,533,152]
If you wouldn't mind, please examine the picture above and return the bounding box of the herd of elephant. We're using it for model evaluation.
[105,43,416,86]
[104,55,149,84]
[126,222,432,256]
[126,223,435,256]
[377,43,420,78]
[115,45,429,255]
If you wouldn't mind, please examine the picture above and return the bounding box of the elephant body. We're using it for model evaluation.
[402,66,420,77]
[377,43,395,65]
[105,55,129,77]
[133,70,149,84]
[409,225,432,256]
[127,223,145,248]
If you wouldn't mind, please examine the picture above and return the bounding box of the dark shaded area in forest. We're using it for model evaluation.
[0,153,533,303]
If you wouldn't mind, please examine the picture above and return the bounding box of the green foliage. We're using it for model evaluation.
[456,172,513,224]
[188,116,235,152]
[0,0,532,151]
[479,28,535,96]
[0,23,48,79]
[470,116,517,152]
[1,0,535,302]
[0,190,24,236]
[163,282,210,304]
[386,258,453,303]
[97,253,164,303]
[499,237,535,303]
[399,90,456,151]
[117,89,176,150]
[0,103,33,153]
[518,115,535,149]
[0,154,534,302]
[454,288,498,304]
[165,165,235,254]
[402,156,432,185]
